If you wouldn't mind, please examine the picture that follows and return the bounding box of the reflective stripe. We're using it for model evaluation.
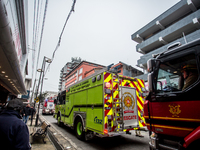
[104,72,146,132]
[146,123,193,131]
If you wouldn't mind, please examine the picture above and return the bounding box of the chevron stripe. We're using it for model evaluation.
[104,73,146,132]
[104,72,114,131]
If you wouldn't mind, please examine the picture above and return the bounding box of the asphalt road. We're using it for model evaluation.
[42,114,150,150]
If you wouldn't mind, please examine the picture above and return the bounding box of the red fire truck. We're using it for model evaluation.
[144,39,200,150]
[42,97,55,115]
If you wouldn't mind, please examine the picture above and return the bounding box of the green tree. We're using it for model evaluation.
[38,92,48,104]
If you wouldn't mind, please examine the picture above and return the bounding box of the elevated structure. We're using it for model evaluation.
[110,61,143,77]
[132,0,200,81]
[59,57,82,92]
[64,61,105,89]
[0,0,29,102]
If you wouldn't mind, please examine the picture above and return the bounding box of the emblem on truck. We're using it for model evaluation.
[94,116,102,124]
[169,104,181,117]
[122,92,135,109]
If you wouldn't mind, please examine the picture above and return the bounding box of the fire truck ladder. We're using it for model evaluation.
[112,74,124,131]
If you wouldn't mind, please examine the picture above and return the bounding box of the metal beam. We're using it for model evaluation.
[193,18,200,29]
[156,21,165,30]
[187,0,197,12]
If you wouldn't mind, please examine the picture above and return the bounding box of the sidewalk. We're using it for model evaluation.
[27,118,56,150]
[27,115,77,150]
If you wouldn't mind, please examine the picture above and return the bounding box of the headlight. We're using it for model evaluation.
[151,132,157,138]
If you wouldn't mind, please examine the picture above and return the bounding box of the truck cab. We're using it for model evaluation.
[42,97,55,115]
[144,39,200,150]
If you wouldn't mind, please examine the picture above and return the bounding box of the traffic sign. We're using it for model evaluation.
[34,97,39,103]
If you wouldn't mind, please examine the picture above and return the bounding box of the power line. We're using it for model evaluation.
[31,0,37,78]
[35,0,44,71]
[30,0,49,99]
[35,0,49,77]
[45,0,77,75]
[32,0,42,79]
[34,0,40,50]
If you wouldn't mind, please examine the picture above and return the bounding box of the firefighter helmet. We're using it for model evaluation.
[181,64,197,72]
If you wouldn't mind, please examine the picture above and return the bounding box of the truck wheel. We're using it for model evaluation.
[186,139,200,150]
[75,118,85,140]
[149,146,154,150]
[57,115,62,127]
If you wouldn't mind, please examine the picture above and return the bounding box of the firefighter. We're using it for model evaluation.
[181,64,198,90]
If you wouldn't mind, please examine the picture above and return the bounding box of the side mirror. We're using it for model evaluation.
[148,72,154,92]
[54,99,57,104]
[147,59,156,73]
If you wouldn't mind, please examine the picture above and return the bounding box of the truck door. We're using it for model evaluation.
[121,86,139,128]
[65,94,73,124]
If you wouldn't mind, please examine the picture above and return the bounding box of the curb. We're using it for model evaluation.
[39,115,78,150]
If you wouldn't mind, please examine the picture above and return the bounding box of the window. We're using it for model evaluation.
[79,75,82,81]
[156,54,198,93]
[79,68,83,74]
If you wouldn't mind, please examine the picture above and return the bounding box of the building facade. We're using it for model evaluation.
[58,58,82,92]
[132,0,200,81]
[0,0,29,103]
[110,61,143,77]
[45,91,58,99]
[64,61,105,90]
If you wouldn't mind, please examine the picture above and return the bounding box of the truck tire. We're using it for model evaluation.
[75,118,85,140]
[57,115,62,127]
[186,139,200,150]
[149,146,154,150]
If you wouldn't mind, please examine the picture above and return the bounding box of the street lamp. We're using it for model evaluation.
[35,56,51,126]
[37,69,43,72]
[30,78,48,126]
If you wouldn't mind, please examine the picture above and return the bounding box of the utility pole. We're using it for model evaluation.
[35,56,51,126]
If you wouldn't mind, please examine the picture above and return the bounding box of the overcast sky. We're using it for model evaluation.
[27,0,180,92]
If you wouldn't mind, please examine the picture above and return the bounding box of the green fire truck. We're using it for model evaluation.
[54,69,146,140]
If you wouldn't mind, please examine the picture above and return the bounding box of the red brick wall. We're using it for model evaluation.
[65,62,103,89]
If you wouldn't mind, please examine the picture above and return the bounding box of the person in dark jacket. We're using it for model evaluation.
[30,105,36,119]
[23,103,31,124]
[0,99,31,150]
[0,103,6,114]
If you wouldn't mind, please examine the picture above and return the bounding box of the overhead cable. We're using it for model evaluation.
[45,0,77,75]
[31,0,37,78]
[34,0,49,79]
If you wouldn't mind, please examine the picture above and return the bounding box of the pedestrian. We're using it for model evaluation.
[23,103,31,124]
[30,105,36,119]
[0,99,31,149]
[0,103,6,114]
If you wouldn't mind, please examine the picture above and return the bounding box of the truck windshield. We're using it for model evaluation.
[156,54,198,93]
